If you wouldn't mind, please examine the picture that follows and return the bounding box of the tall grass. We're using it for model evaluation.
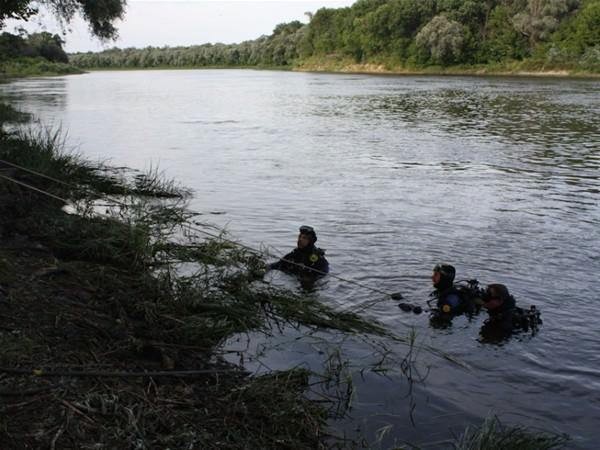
[454,416,569,450]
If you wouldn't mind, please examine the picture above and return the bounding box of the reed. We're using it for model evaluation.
[454,415,569,450]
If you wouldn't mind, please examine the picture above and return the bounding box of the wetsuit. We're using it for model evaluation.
[484,295,517,332]
[435,287,462,314]
[269,246,329,276]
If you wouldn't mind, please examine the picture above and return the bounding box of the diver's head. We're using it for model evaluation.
[432,264,455,290]
[297,225,317,249]
[483,283,510,310]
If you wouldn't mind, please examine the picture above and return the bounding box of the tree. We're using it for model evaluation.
[481,5,529,61]
[0,0,36,25]
[27,31,68,62]
[1,0,126,39]
[559,0,600,53]
[416,14,468,65]
[512,0,580,45]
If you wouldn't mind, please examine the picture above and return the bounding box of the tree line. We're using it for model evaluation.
[70,21,308,69]
[70,0,600,72]
[3,0,599,72]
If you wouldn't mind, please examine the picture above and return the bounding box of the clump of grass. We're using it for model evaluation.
[1,127,123,198]
[454,416,569,450]
[216,368,328,448]
[134,236,389,350]
[133,166,192,198]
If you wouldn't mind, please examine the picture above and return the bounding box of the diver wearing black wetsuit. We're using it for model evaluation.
[431,264,462,314]
[268,225,329,276]
[482,283,517,332]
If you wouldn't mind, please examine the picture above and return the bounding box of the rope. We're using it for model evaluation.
[179,223,397,298]
[0,158,76,188]
[0,173,69,203]
[0,161,401,302]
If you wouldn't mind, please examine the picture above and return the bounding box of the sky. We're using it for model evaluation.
[5,0,355,53]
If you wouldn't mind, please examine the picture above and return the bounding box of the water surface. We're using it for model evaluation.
[2,70,599,448]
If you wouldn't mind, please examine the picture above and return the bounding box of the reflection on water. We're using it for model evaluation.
[1,78,68,110]
[1,70,599,448]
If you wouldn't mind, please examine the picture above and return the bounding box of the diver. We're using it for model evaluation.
[480,283,542,342]
[481,283,516,332]
[428,264,483,325]
[430,264,461,314]
[428,263,462,326]
[268,225,329,277]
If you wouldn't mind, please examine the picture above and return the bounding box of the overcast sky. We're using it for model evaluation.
[5,0,355,53]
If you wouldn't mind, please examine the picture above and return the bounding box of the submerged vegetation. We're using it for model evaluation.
[69,0,600,75]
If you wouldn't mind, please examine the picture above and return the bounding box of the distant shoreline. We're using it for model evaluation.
[75,64,600,80]
[294,59,600,79]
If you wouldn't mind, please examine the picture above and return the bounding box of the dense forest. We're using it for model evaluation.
[70,0,600,73]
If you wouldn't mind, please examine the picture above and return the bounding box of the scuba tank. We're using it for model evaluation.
[512,305,543,332]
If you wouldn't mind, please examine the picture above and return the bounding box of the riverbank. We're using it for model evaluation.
[295,55,600,79]
[0,120,391,448]
[71,61,600,80]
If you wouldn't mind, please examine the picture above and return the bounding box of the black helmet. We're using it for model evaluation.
[299,225,317,243]
[485,283,510,302]
[433,264,455,283]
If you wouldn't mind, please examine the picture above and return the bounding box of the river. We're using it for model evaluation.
[1,69,599,448]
